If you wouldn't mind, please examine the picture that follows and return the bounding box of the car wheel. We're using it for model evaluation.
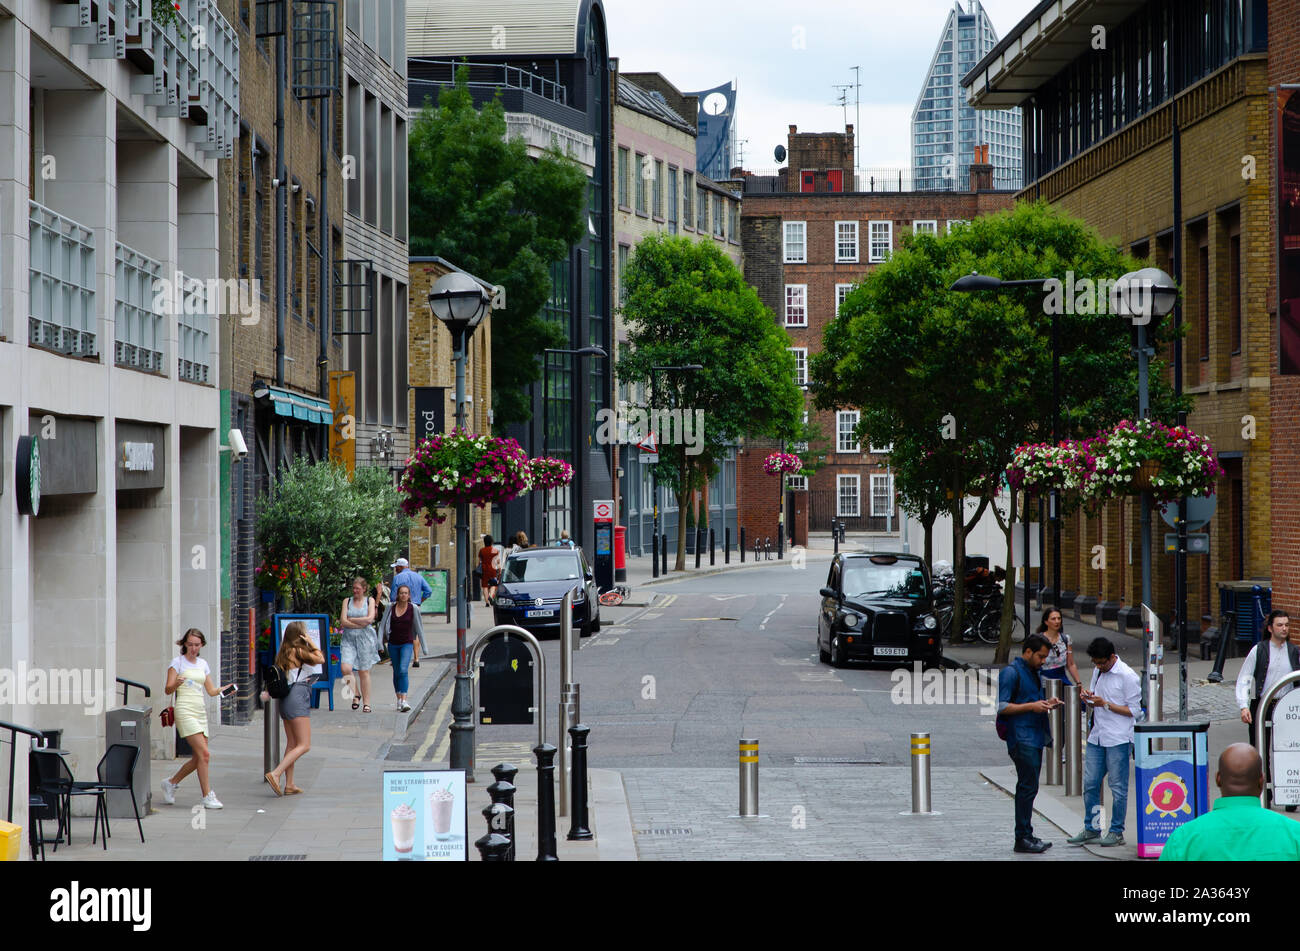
[829,635,845,668]
[580,617,593,638]
[591,609,601,633]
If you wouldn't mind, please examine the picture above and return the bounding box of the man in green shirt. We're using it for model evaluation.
[1159,743,1300,860]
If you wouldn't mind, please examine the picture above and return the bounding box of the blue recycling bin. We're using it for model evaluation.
[1133,721,1210,859]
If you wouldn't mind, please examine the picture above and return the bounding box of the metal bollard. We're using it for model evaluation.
[474,831,511,861]
[662,534,668,573]
[710,528,716,566]
[740,527,745,562]
[1045,679,1063,786]
[1064,684,1082,796]
[764,537,771,560]
[567,724,593,840]
[910,732,932,813]
[482,800,513,854]
[725,527,731,564]
[833,520,839,555]
[487,765,517,861]
[695,527,702,569]
[652,531,659,578]
[557,688,576,818]
[778,525,784,559]
[533,742,559,861]
[738,737,759,817]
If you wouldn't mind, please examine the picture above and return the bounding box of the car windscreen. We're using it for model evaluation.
[841,562,927,600]
[503,554,581,584]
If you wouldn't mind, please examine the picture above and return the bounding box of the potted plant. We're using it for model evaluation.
[399,429,532,525]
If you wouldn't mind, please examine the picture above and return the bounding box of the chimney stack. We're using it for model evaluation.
[969,144,993,191]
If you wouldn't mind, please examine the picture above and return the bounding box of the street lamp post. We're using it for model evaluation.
[650,364,703,573]
[429,272,491,780]
[542,346,607,546]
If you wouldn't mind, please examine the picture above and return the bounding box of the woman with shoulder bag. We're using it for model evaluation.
[378,584,425,713]
[160,629,236,809]
[262,620,325,797]
[339,576,380,713]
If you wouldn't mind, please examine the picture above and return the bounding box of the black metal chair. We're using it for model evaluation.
[32,749,109,849]
[91,745,144,844]
[25,789,58,861]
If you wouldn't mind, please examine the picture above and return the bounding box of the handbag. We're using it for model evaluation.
[160,706,175,727]
[264,663,291,700]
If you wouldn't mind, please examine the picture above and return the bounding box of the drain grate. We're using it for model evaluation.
[792,757,884,765]
[635,828,693,836]
[250,854,308,861]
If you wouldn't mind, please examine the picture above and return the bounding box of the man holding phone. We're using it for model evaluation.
[998,633,1062,853]
[1068,638,1142,847]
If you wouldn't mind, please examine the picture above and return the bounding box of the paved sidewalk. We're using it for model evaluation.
[38,603,639,861]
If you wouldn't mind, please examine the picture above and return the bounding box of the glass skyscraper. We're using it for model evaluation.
[911,1,1020,191]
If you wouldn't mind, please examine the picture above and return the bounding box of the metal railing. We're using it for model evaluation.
[29,200,97,357]
[408,58,568,106]
[738,166,1022,194]
[1,719,47,824]
[117,676,153,706]
[115,242,166,372]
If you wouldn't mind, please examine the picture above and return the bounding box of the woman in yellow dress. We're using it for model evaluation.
[160,629,235,809]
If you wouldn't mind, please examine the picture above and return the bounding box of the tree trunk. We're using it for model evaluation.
[948,495,967,647]
[675,454,690,571]
[922,509,936,572]
[994,489,1018,666]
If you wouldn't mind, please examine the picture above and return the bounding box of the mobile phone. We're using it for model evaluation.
[221,684,237,697]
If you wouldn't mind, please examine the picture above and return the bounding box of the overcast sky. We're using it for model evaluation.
[604,0,1031,172]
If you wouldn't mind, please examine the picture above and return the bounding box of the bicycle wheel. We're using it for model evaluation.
[976,610,1001,644]
[1010,612,1027,644]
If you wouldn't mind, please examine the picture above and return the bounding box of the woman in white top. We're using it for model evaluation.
[161,628,235,810]
[339,576,380,713]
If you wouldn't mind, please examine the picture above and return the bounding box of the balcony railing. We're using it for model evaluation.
[114,242,166,373]
[52,0,239,159]
[177,276,211,384]
[29,201,97,357]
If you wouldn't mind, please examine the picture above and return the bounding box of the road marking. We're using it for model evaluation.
[851,687,895,694]
[659,594,678,607]
[796,670,841,682]
[414,684,455,761]
[712,594,745,601]
[682,617,738,621]
[643,612,663,619]
[773,658,814,666]
[584,636,620,646]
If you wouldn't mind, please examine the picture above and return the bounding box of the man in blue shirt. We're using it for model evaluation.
[998,633,1063,853]
[391,557,432,662]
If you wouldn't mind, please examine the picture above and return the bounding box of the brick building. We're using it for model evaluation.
[1271,0,1300,618]
[736,124,1013,549]
[965,0,1271,635]
[217,0,347,721]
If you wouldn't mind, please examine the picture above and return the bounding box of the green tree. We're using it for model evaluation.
[616,234,804,570]
[255,461,409,621]
[812,201,1189,660]
[408,67,589,429]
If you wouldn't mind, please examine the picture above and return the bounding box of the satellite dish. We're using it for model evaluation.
[774,144,787,163]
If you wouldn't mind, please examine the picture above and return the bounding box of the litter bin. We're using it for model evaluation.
[0,820,20,861]
[105,705,152,817]
[1133,721,1210,859]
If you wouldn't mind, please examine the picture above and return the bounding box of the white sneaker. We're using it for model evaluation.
[200,791,223,809]
[399,700,411,713]
[160,778,177,805]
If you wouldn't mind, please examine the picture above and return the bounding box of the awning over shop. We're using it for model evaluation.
[253,385,334,425]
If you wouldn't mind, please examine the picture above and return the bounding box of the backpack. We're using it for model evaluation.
[264,663,291,700]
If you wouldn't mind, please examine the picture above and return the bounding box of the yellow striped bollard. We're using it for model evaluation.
[739,737,759,817]
[911,732,932,814]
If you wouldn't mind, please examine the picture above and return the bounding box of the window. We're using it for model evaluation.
[870,440,892,454]
[696,186,707,231]
[1198,241,1210,362]
[713,194,723,237]
[635,153,647,213]
[913,220,938,236]
[784,285,807,327]
[837,475,860,517]
[836,284,853,316]
[786,474,807,491]
[1229,232,1242,354]
[667,165,678,233]
[789,347,807,385]
[653,159,664,217]
[783,221,806,263]
[837,411,860,453]
[729,201,739,242]
[836,221,858,262]
[870,473,895,517]
[618,244,630,306]
[868,221,892,262]
[683,171,694,228]
[618,147,630,207]
[946,219,968,233]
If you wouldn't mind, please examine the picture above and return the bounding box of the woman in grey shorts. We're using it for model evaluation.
[262,620,324,797]
[339,576,380,713]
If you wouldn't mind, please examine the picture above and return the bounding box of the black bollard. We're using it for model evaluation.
[710,528,715,566]
[833,519,839,555]
[764,537,771,560]
[652,531,658,578]
[488,763,518,861]
[778,524,784,559]
[662,533,668,573]
[725,527,731,564]
[567,724,593,841]
[482,801,514,860]
[533,742,559,861]
[695,527,702,570]
[740,526,745,562]
[475,831,511,861]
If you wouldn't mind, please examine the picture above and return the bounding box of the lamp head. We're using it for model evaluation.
[428,272,490,334]
[949,272,1004,293]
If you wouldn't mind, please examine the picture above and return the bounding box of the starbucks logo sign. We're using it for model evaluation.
[16,435,40,517]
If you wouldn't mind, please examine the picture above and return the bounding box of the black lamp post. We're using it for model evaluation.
[650,364,703,574]
[542,346,607,545]
[428,271,490,780]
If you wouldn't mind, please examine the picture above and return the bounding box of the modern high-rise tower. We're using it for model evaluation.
[911,1,1020,191]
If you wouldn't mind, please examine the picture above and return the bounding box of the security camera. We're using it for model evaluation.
[228,428,248,461]
[291,183,301,193]
[305,196,315,211]
[272,177,282,189]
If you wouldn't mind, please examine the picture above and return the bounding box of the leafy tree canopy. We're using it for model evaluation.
[408,66,589,429]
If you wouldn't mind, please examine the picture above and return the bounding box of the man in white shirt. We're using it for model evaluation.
[1067,637,1143,847]
[1235,610,1297,810]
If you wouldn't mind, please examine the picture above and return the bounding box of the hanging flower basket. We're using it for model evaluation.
[1005,441,1094,500]
[399,429,532,525]
[527,457,574,491]
[763,452,803,475]
[1132,459,1162,491]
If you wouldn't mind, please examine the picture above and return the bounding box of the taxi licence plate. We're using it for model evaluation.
[873,647,907,657]
[526,609,554,618]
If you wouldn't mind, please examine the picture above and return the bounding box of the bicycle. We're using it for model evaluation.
[598,585,631,607]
